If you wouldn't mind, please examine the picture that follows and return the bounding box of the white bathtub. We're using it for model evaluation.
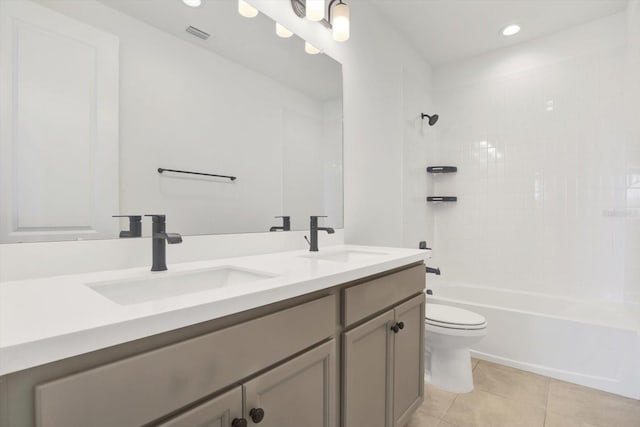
[427,282,640,399]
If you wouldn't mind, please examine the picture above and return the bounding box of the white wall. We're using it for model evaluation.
[0,1,432,281]
[429,13,639,303]
[625,0,640,303]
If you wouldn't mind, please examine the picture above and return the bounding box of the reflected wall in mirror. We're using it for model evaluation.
[0,0,343,243]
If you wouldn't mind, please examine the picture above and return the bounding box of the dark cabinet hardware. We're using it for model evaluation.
[308,216,335,252]
[144,215,182,271]
[112,215,142,238]
[427,196,457,202]
[249,408,265,423]
[232,418,248,427]
[270,216,290,232]
[391,321,405,333]
[427,166,457,174]
[157,167,236,181]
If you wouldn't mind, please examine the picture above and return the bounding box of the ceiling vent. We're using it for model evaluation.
[186,26,210,40]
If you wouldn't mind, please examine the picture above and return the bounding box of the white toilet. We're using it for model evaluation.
[424,303,487,393]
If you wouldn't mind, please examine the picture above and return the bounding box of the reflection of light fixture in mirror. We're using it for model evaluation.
[238,0,258,18]
[306,0,325,22]
[290,0,350,42]
[182,0,202,7]
[332,1,349,41]
[276,22,293,38]
[305,41,321,55]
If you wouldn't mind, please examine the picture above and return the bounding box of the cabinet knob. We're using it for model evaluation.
[397,321,405,330]
[232,418,248,427]
[249,408,265,423]
[391,324,400,333]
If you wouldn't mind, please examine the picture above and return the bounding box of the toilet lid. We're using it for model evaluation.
[426,304,486,327]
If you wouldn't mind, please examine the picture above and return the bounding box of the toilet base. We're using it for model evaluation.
[425,347,474,393]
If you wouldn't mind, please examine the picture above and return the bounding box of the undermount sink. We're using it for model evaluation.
[87,266,276,305]
[302,249,389,263]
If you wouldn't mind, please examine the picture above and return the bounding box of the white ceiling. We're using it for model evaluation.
[371,0,628,65]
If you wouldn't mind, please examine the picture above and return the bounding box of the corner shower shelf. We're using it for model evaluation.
[427,196,457,203]
[427,166,457,174]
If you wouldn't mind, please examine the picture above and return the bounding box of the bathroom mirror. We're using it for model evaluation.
[0,0,343,243]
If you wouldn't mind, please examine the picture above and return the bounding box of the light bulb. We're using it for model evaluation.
[276,22,293,38]
[306,0,325,22]
[332,2,349,42]
[305,41,320,55]
[182,0,202,7]
[238,0,258,18]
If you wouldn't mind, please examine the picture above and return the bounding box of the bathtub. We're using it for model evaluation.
[427,282,640,399]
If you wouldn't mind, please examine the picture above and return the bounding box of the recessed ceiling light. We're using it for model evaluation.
[182,0,202,7]
[502,24,521,36]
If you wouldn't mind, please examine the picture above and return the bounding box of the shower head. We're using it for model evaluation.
[421,113,439,126]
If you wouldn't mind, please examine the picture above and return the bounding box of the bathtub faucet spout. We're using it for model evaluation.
[426,266,441,275]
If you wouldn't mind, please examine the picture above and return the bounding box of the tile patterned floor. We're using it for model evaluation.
[406,359,640,427]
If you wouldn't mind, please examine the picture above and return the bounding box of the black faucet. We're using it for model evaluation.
[145,215,182,271]
[270,216,291,232]
[113,215,142,238]
[306,216,335,252]
[426,267,441,275]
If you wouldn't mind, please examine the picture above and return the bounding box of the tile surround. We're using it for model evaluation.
[429,36,640,304]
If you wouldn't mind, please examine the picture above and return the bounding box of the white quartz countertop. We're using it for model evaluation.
[0,245,427,376]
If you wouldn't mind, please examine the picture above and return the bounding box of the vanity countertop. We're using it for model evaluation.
[0,245,428,376]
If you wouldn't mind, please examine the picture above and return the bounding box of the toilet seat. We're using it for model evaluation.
[426,304,487,330]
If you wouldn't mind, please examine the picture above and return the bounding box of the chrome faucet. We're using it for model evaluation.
[306,216,335,252]
[145,215,182,271]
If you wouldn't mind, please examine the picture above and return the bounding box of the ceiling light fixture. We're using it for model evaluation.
[182,0,202,7]
[332,1,349,42]
[502,24,521,36]
[276,22,293,38]
[305,41,321,55]
[238,0,258,18]
[290,0,350,42]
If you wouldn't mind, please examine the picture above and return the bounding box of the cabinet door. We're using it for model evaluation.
[243,340,336,427]
[392,294,425,427]
[343,310,395,427]
[158,387,243,427]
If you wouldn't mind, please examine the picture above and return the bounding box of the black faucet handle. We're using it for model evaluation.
[419,241,432,250]
[144,214,166,222]
[311,215,328,218]
[113,215,142,238]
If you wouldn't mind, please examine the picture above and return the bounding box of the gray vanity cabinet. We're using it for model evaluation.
[343,311,395,427]
[343,293,425,427]
[157,387,243,427]
[392,296,425,427]
[244,340,336,427]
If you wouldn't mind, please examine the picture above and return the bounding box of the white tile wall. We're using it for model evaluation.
[430,12,640,304]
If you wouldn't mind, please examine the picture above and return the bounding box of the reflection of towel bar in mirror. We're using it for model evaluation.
[157,168,237,181]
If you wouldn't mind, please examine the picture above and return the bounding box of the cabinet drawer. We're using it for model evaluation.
[343,264,424,327]
[35,295,336,427]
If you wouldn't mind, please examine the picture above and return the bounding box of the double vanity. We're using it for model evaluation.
[0,246,427,427]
